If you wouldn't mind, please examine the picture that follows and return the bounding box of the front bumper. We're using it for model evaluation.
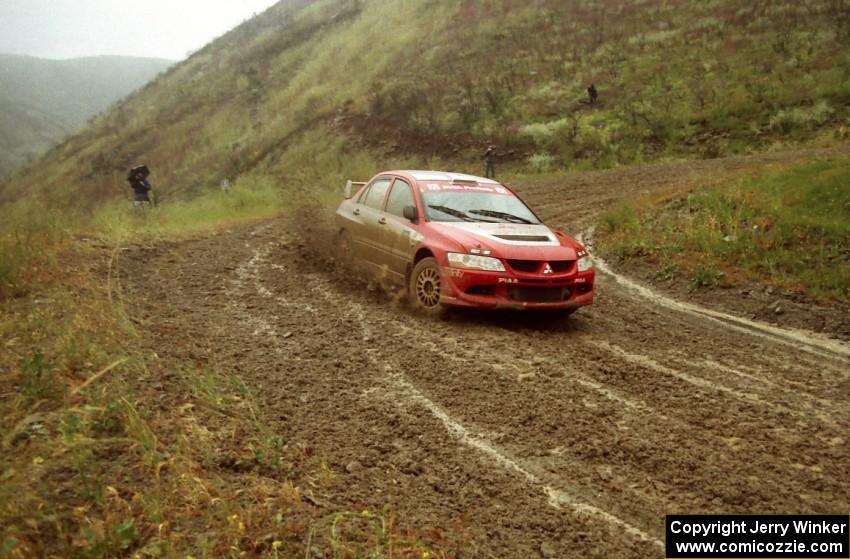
[439,266,596,310]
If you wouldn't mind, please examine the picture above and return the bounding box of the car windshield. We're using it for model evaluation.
[421,191,540,224]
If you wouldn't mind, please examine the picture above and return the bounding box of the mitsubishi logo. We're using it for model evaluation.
[542,263,554,275]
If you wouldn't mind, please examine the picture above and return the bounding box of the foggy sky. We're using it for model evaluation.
[0,0,281,61]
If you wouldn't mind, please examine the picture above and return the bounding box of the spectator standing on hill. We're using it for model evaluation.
[483,145,497,178]
[587,83,598,106]
[127,165,153,208]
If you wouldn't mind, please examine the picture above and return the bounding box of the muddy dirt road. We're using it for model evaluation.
[124,155,850,558]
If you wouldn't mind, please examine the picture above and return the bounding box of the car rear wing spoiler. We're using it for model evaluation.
[344,180,367,200]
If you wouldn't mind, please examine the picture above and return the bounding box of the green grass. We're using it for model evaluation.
[0,199,70,298]
[597,157,850,301]
[92,175,286,242]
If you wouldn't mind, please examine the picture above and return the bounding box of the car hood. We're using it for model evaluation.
[432,222,580,260]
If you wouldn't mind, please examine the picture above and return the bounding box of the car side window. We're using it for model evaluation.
[362,179,391,209]
[385,179,414,217]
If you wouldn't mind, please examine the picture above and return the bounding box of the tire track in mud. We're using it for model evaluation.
[202,229,662,556]
[357,272,848,435]
[247,225,847,546]
[244,236,666,550]
[581,230,850,363]
[586,337,847,430]
[576,271,849,398]
[382,323,849,523]
[385,370,665,550]
[675,355,845,419]
[313,277,664,549]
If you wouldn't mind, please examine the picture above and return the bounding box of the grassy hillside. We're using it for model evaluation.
[1,0,848,211]
[0,54,173,177]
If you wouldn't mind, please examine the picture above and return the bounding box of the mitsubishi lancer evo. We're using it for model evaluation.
[334,171,595,314]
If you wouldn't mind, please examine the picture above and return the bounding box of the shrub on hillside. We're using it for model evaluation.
[575,118,613,156]
[519,118,576,148]
[769,101,834,133]
[527,152,556,173]
[523,81,581,117]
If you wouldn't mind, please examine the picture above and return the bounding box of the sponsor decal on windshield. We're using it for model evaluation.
[421,183,511,195]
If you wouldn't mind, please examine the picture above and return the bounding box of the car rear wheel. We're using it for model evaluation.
[409,257,443,314]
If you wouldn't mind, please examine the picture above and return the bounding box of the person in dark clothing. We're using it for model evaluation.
[587,83,598,106]
[127,165,152,207]
[483,146,497,179]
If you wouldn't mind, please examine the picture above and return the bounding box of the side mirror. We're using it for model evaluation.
[403,205,418,222]
[343,180,353,200]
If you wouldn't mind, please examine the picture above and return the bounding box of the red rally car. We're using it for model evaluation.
[335,171,595,314]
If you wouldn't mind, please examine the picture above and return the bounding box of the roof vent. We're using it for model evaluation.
[450,179,479,186]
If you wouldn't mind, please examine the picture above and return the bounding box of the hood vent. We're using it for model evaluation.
[494,234,551,242]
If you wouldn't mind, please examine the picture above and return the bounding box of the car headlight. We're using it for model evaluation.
[577,254,593,272]
[447,252,505,272]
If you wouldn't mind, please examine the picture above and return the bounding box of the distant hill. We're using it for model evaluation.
[0,54,173,176]
[1,0,848,209]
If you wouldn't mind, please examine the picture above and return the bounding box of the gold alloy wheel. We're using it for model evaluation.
[415,264,441,308]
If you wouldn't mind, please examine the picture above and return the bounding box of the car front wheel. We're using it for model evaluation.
[409,257,443,314]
